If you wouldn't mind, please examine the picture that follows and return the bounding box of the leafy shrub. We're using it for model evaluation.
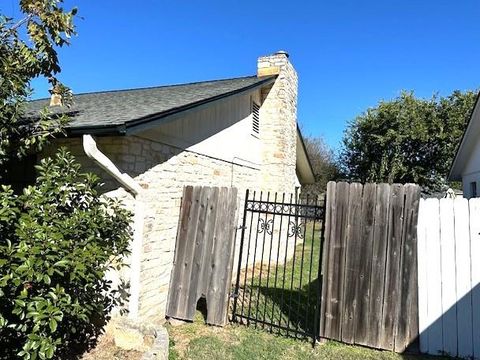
[0,149,132,359]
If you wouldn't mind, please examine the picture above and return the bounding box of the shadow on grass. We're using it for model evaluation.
[256,277,320,337]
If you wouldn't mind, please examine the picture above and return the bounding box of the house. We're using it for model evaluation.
[449,92,480,198]
[25,51,315,322]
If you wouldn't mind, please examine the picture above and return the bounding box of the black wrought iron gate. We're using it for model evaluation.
[231,190,325,344]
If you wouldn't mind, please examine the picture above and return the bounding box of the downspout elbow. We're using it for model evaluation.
[82,134,142,196]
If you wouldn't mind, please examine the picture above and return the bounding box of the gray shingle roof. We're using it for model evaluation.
[25,75,275,135]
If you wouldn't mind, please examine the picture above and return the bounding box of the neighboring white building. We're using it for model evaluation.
[449,93,480,198]
[25,51,315,322]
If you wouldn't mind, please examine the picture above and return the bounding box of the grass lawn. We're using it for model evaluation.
[233,220,322,339]
[167,313,449,360]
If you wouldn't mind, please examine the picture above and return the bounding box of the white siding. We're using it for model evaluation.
[462,136,480,198]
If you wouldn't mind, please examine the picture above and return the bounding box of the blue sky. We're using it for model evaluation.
[6,0,480,150]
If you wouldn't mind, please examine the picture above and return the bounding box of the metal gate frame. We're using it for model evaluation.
[231,189,326,344]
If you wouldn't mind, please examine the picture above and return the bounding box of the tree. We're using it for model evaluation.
[340,90,477,192]
[0,0,76,165]
[302,135,340,194]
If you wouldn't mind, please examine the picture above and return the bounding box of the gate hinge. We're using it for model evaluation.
[230,292,239,299]
[237,225,247,230]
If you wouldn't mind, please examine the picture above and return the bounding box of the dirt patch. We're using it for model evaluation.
[81,333,144,360]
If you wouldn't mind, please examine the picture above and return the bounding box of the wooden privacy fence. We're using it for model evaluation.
[320,182,421,352]
[166,186,238,326]
[417,198,480,359]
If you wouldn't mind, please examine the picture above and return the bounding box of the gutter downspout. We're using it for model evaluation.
[82,134,144,319]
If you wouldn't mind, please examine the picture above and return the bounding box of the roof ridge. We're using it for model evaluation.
[29,75,259,102]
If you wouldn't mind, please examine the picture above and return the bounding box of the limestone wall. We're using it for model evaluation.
[43,136,262,321]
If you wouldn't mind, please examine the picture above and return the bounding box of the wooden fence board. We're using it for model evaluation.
[379,184,405,351]
[341,183,364,344]
[425,199,443,354]
[394,184,420,352]
[166,186,193,318]
[185,187,213,319]
[354,183,377,346]
[207,187,238,325]
[167,186,238,326]
[320,181,336,338]
[195,187,219,306]
[417,199,429,354]
[470,198,480,359]
[323,181,350,340]
[439,198,457,357]
[454,198,473,358]
[183,188,210,319]
[168,186,202,319]
[367,183,391,348]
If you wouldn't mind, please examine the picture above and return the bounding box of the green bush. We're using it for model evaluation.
[0,149,132,359]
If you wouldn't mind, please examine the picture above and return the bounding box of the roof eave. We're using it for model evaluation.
[296,126,316,185]
[64,75,277,136]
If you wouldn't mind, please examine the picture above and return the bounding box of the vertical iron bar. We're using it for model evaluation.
[255,191,270,328]
[286,194,301,337]
[295,194,309,338]
[305,202,318,339]
[262,192,277,329]
[270,192,285,332]
[247,191,262,323]
[232,189,250,323]
[278,193,294,335]
[240,190,256,321]
[313,195,327,346]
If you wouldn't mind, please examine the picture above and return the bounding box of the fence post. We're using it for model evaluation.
[231,189,249,322]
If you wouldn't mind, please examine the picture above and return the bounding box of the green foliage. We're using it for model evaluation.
[340,90,477,192]
[0,149,132,359]
[302,136,340,194]
[0,0,77,165]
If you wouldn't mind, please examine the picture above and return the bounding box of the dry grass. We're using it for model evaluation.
[80,333,144,360]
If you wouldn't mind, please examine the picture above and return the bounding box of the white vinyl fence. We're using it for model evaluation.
[417,197,480,359]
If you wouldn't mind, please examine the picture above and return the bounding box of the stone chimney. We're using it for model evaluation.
[257,51,298,194]
[50,93,62,107]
